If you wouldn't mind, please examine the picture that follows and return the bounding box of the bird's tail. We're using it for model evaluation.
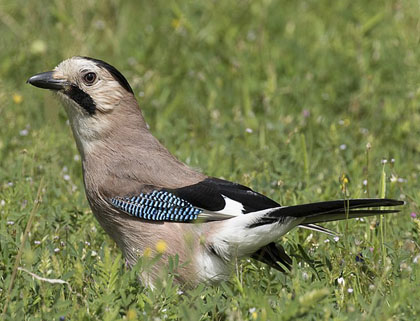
[211,198,403,272]
[269,198,404,225]
[251,198,404,272]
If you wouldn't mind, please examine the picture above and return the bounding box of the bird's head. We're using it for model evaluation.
[27,57,144,156]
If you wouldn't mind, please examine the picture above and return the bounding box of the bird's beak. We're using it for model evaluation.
[27,71,69,90]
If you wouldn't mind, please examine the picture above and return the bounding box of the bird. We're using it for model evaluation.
[27,56,404,288]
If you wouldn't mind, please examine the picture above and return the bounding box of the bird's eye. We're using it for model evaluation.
[83,72,97,85]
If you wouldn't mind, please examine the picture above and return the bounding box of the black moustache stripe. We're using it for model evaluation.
[65,85,96,115]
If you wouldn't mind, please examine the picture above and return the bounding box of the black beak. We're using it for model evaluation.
[27,71,69,90]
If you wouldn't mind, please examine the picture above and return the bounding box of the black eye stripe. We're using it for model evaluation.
[65,85,96,115]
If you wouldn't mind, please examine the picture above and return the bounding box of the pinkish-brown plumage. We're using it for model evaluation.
[27,56,404,288]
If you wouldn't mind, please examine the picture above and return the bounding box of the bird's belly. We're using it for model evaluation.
[195,249,232,284]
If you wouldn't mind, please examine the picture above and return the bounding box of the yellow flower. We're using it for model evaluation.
[126,308,137,321]
[340,173,349,193]
[252,312,258,320]
[13,93,23,104]
[171,18,181,29]
[143,247,152,258]
[156,240,167,254]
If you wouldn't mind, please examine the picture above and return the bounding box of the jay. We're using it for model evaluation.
[27,57,404,287]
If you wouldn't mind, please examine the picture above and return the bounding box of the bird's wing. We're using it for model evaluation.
[109,177,404,272]
[110,190,203,222]
[109,177,294,271]
[109,177,404,226]
[170,177,281,217]
[110,177,281,222]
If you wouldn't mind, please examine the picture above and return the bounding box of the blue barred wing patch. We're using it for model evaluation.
[110,190,203,222]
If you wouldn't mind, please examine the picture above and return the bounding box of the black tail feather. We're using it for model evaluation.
[251,198,403,273]
[299,223,338,236]
[269,199,404,219]
[302,209,401,224]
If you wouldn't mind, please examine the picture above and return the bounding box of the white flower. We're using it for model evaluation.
[19,129,29,136]
[347,288,354,293]
[247,31,256,41]
[337,277,345,285]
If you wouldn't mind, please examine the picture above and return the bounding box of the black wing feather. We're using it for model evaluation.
[171,177,287,272]
[171,177,280,213]
[251,242,292,273]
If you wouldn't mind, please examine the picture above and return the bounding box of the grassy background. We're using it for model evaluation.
[1,0,419,319]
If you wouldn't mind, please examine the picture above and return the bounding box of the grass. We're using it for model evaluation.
[0,0,419,319]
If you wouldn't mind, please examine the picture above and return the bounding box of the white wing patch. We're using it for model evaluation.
[215,195,245,215]
[198,195,245,221]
